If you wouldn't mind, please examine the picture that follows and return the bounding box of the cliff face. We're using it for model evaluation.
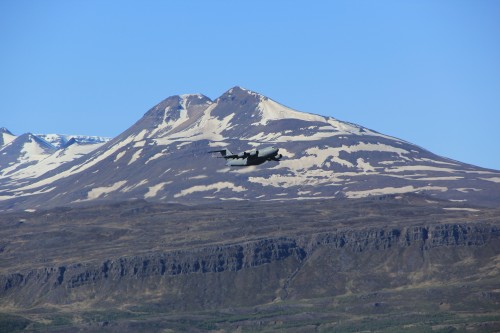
[1,197,499,331]
[2,222,498,310]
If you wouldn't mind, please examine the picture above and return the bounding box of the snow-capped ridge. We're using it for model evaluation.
[23,133,56,151]
[215,86,264,103]
[61,137,77,149]
[0,127,13,134]
[145,93,213,138]
[0,133,57,178]
[36,134,111,149]
[255,96,326,126]
[0,127,16,146]
[179,93,212,103]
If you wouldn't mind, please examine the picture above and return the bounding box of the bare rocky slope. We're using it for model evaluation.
[1,196,499,331]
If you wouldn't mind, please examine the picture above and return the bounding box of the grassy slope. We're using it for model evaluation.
[0,196,499,332]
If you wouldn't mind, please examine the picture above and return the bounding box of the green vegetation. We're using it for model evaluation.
[0,313,31,333]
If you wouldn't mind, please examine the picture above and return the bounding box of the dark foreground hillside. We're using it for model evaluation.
[0,195,499,332]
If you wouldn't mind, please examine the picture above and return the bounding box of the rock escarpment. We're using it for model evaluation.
[2,222,497,309]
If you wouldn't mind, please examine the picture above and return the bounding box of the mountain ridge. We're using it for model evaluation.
[1,86,499,210]
[0,131,109,193]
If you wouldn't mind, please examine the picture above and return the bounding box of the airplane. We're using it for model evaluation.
[209,146,283,166]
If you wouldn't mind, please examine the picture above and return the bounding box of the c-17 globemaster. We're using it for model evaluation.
[209,146,282,166]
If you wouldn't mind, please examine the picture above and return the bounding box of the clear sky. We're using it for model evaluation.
[1,1,499,170]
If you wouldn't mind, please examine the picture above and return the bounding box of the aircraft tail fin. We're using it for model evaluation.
[222,148,233,157]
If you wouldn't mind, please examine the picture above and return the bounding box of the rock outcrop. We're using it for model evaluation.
[2,222,497,309]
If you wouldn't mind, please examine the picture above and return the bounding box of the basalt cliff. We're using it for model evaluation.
[1,196,499,331]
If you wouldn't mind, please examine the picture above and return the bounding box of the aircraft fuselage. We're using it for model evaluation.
[226,146,281,166]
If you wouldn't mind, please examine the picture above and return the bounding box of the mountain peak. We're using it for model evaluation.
[217,86,263,102]
[124,93,213,140]
[35,134,111,149]
[18,133,56,150]
[60,137,77,149]
[228,86,259,94]
[0,127,13,135]
[0,132,56,174]
[179,93,212,101]
[0,127,16,146]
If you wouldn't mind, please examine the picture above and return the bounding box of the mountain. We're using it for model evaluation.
[0,133,56,179]
[1,89,499,331]
[0,127,16,146]
[1,86,499,210]
[36,133,110,149]
[0,132,108,193]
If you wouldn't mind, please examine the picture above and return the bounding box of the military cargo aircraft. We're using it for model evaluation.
[209,146,282,166]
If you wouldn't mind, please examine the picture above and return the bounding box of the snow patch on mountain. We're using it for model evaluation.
[356,158,376,172]
[158,98,189,133]
[20,135,54,162]
[15,134,137,191]
[128,149,142,165]
[480,177,500,183]
[414,176,464,181]
[121,179,149,192]
[114,150,127,162]
[345,185,448,199]
[249,174,317,188]
[0,134,56,177]
[443,207,480,212]
[0,128,16,146]
[36,134,110,148]
[384,165,460,173]
[144,181,172,198]
[149,94,212,138]
[189,175,208,179]
[133,140,146,148]
[414,157,460,166]
[245,130,341,142]
[255,97,326,125]
[274,143,410,173]
[174,182,247,198]
[4,142,104,181]
[87,180,127,200]
[155,103,235,145]
[456,188,482,193]
[145,150,167,164]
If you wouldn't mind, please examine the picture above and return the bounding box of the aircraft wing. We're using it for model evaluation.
[208,149,240,159]
[209,148,259,159]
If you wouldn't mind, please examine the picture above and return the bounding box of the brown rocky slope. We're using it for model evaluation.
[0,195,499,331]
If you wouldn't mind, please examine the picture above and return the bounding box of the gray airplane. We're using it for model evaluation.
[209,146,282,166]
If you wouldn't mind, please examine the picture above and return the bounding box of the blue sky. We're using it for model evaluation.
[1,1,499,170]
